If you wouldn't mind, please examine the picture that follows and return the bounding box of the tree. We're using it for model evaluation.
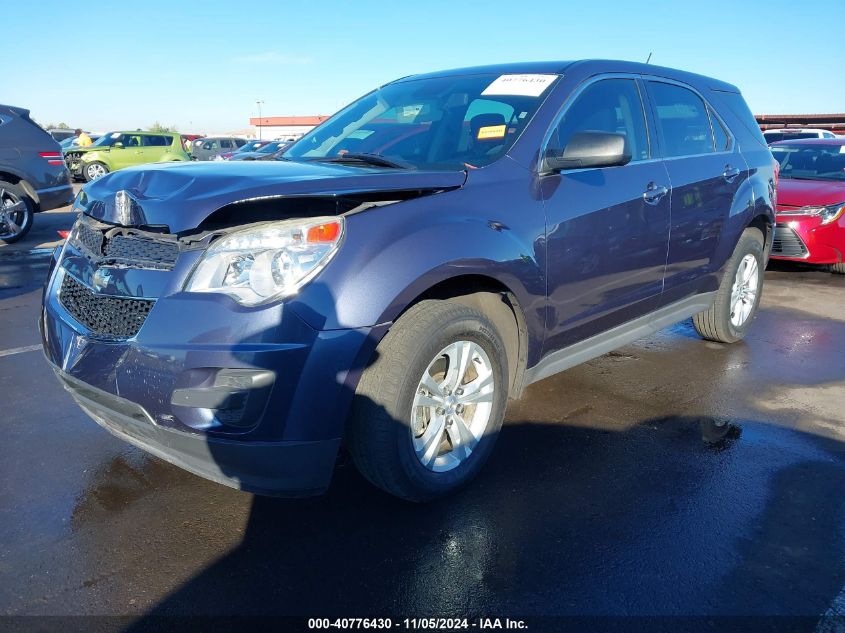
[149,121,178,133]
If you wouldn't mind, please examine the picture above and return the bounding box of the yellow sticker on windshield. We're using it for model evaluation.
[477,125,506,140]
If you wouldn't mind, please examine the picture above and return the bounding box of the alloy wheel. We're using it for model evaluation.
[86,163,107,180]
[730,253,759,327]
[0,188,29,241]
[411,340,496,472]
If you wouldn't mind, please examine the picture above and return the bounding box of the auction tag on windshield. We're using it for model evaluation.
[482,74,557,97]
[477,125,506,140]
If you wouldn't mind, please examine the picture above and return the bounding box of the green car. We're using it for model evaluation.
[65,131,190,182]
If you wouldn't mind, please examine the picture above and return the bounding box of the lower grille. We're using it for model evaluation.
[771,225,809,258]
[59,273,155,338]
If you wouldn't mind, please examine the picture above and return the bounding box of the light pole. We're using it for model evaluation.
[256,100,264,140]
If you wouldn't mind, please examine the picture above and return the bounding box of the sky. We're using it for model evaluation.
[6,0,845,134]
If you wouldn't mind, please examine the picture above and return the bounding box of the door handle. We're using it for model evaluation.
[723,165,741,183]
[643,182,668,205]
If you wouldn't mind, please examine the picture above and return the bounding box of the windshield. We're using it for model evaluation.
[284,73,559,170]
[771,144,845,181]
[238,140,264,152]
[256,141,284,153]
[91,132,121,147]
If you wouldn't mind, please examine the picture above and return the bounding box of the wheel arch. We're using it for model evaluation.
[0,172,40,210]
[747,211,774,263]
[388,274,529,400]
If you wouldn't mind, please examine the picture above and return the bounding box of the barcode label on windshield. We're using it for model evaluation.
[482,74,557,97]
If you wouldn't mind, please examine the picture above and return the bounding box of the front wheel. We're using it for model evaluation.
[693,228,765,343]
[348,300,509,502]
[0,181,35,243]
[84,161,109,182]
[832,263,845,275]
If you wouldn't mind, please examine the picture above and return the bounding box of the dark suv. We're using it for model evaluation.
[41,61,776,501]
[1,105,74,243]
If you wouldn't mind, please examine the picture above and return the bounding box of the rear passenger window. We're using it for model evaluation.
[235,139,247,147]
[220,140,233,149]
[549,78,650,162]
[143,135,169,147]
[708,108,730,151]
[648,82,713,157]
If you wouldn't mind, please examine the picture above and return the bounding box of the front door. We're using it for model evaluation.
[540,77,671,352]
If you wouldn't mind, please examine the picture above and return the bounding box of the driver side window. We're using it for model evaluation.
[549,78,650,162]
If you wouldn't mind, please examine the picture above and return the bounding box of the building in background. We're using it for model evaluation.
[249,115,330,140]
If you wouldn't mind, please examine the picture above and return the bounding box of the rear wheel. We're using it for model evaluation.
[832,263,845,275]
[0,181,34,244]
[84,161,109,182]
[693,228,765,343]
[348,300,508,502]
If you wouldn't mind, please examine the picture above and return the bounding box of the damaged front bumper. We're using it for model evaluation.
[40,224,377,496]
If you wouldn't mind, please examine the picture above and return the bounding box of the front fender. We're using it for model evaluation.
[80,151,107,166]
[287,178,547,343]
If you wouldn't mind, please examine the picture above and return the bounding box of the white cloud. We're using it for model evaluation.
[232,51,312,65]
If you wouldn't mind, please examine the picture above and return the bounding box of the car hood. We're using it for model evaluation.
[65,145,104,154]
[777,178,845,209]
[79,160,467,232]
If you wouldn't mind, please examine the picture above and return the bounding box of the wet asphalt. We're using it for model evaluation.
[1,209,845,631]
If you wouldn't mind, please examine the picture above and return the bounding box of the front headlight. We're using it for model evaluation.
[788,202,845,225]
[819,203,845,225]
[185,216,344,306]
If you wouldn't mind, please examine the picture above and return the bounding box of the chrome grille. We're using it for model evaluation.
[59,273,154,338]
[771,225,809,259]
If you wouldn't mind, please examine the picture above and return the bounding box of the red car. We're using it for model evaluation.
[770,138,845,273]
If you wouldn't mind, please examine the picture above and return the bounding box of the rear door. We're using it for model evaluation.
[140,134,169,162]
[541,76,671,352]
[644,80,746,301]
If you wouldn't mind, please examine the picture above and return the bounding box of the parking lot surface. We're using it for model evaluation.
[1,210,844,629]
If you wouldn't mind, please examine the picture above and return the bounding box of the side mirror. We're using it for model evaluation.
[543,131,631,172]
[113,142,124,149]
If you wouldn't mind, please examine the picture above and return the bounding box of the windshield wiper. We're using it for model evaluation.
[308,153,415,170]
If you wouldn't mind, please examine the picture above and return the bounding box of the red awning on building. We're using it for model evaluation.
[755,113,845,131]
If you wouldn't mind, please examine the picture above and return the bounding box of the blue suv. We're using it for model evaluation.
[41,61,776,501]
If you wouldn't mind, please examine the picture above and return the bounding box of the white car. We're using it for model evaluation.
[763,128,837,144]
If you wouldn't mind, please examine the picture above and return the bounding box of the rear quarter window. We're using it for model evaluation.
[143,135,170,147]
[713,91,768,148]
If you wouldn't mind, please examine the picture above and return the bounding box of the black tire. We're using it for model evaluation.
[83,161,109,182]
[0,181,35,244]
[348,300,509,502]
[832,263,845,275]
[693,228,765,343]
